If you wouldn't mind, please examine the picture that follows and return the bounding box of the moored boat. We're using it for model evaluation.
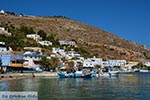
[57,71,93,78]
[57,67,93,78]
[99,67,119,77]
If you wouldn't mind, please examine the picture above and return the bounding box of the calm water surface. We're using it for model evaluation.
[0,73,150,100]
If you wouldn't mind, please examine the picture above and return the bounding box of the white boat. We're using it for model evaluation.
[140,70,149,72]
[109,71,119,77]
[57,67,93,78]
[99,69,119,77]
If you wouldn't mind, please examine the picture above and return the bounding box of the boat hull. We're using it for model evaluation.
[99,71,119,77]
[57,73,92,78]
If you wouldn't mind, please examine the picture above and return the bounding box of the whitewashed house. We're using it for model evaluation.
[0,42,12,52]
[66,51,80,59]
[52,47,66,57]
[24,47,42,54]
[26,34,42,41]
[0,27,5,31]
[144,62,150,67]
[52,47,81,59]
[38,41,52,46]
[23,51,42,71]
[102,60,126,68]
[0,27,12,36]
[83,57,103,68]
[0,10,5,14]
[76,57,84,63]
[59,40,76,46]
[83,59,94,67]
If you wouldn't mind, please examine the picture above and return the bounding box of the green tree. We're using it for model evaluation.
[132,62,145,69]
[47,34,55,41]
[68,61,74,68]
[6,36,19,50]
[95,64,101,69]
[19,26,29,35]
[37,30,46,40]
[47,34,59,46]
[50,57,59,71]
[61,57,68,63]
[27,27,36,34]
[20,26,35,35]
[138,62,146,69]
[40,57,51,71]
[71,39,77,44]
[74,47,90,58]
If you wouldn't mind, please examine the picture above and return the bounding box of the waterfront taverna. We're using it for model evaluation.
[0,51,45,73]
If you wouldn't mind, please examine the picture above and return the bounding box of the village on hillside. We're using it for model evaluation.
[0,25,150,74]
[0,10,150,76]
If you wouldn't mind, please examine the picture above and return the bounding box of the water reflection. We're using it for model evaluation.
[0,81,10,91]
[0,73,150,100]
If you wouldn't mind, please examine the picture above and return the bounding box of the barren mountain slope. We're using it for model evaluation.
[0,14,149,61]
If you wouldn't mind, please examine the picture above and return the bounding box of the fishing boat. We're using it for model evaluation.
[57,72,92,78]
[57,67,93,78]
[99,67,119,77]
[99,71,119,77]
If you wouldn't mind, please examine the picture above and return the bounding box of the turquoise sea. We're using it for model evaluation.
[0,73,150,100]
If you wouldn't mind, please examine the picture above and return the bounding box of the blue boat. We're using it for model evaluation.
[57,68,93,78]
[57,72,93,78]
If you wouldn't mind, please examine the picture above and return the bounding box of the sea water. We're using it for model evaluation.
[0,73,150,100]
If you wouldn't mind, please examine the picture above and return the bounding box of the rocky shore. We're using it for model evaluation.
[0,72,57,82]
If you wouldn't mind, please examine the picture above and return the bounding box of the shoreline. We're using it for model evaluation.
[0,72,57,82]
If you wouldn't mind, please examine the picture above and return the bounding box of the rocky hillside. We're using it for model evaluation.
[0,14,149,61]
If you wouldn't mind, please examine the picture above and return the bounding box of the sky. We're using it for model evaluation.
[0,0,150,48]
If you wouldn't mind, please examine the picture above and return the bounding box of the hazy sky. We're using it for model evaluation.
[0,0,150,48]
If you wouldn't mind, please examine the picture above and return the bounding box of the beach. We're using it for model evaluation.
[0,72,57,82]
